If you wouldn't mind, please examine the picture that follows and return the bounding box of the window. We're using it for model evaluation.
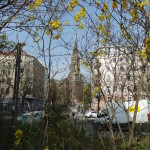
[2,69,5,74]
[133,66,137,71]
[27,68,30,72]
[20,68,24,73]
[2,78,5,83]
[1,88,4,95]
[107,86,111,91]
[8,68,11,74]
[104,50,108,55]
[126,48,131,54]
[6,88,9,94]
[128,97,132,101]
[128,86,132,91]
[142,86,146,92]
[105,59,110,63]
[113,66,116,71]
[113,58,116,63]
[74,64,76,72]
[120,76,124,81]
[139,57,142,61]
[7,78,11,84]
[146,66,150,71]
[106,66,110,71]
[120,66,125,71]
[127,75,130,81]
[120,57,123,61]
[134,86,137,91]
[114,49,118,55]
[106,75,111,81]
[105,48,110,56]
[114,86,117,91]
[127,67,129,71]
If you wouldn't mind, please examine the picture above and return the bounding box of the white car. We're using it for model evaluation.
[85,111,97,118]
[71,107,78,113]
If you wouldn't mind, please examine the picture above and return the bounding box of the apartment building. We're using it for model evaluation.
[0,50,47,110]
[91,46,150,110]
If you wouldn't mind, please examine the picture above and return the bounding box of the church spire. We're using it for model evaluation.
[68,36,83,105]
[73,37,78,54]
[71,37,80,74]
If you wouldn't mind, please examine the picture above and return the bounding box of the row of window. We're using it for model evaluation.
[105,57,129,63]
[106,86,136,92]
[1,87,9,95]
[106,65,141,72]
[0,68,12,74]
[0,67,33,76]
[104,47,136,56]
[0,78,11,84]
[106,75,133,82]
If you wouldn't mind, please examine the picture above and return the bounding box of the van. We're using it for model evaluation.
[95,100,149,124]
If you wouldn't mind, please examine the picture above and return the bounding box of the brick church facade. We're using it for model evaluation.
[68,38,83,105]
[56,38,83,106]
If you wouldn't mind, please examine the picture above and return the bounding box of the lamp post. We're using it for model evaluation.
[96,91,101,114]
[94,58,101,115]
[82,75,91,114]
[83,85,84,113]
[82,76,86,114]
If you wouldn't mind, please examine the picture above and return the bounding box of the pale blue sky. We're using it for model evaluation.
[5,16,89,80]
[2,0,105,80]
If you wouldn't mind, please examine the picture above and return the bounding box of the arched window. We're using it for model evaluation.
[74,63,76,72]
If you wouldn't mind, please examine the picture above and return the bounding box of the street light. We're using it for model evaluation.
[83,85,84,113]
[82,75,91,113]
[94,58,101,115]
[82,76,86,114]
[96,91,101,114]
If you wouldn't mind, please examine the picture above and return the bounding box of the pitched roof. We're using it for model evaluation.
[0,50,31,57]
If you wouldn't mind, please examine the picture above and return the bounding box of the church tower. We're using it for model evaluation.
[69,38,83,105]
[71,38,80,78]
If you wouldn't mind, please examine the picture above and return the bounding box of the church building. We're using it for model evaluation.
[56,38,83,106]
[68,38,83,105]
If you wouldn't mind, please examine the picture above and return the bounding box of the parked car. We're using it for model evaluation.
[94,109,109,123]
[70,107,78,119]
[22,111,43,123]
[71,107,78,113]
[85,111,97,118]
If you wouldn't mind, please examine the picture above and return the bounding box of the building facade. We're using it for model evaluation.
[56,79,69,105]
[0,50,46,110]
[91,46,150,110]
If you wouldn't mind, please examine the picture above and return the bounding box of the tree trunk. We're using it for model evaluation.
[127,65,146,148]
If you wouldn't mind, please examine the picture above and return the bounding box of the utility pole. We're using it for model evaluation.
[13,43,22,114]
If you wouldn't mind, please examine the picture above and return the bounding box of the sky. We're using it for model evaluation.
[2,0,119,81]
[2,0,147,82]
[4,2,91,80]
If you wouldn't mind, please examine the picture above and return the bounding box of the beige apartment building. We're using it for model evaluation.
[0,50,47,110]
[91,46,150,110]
